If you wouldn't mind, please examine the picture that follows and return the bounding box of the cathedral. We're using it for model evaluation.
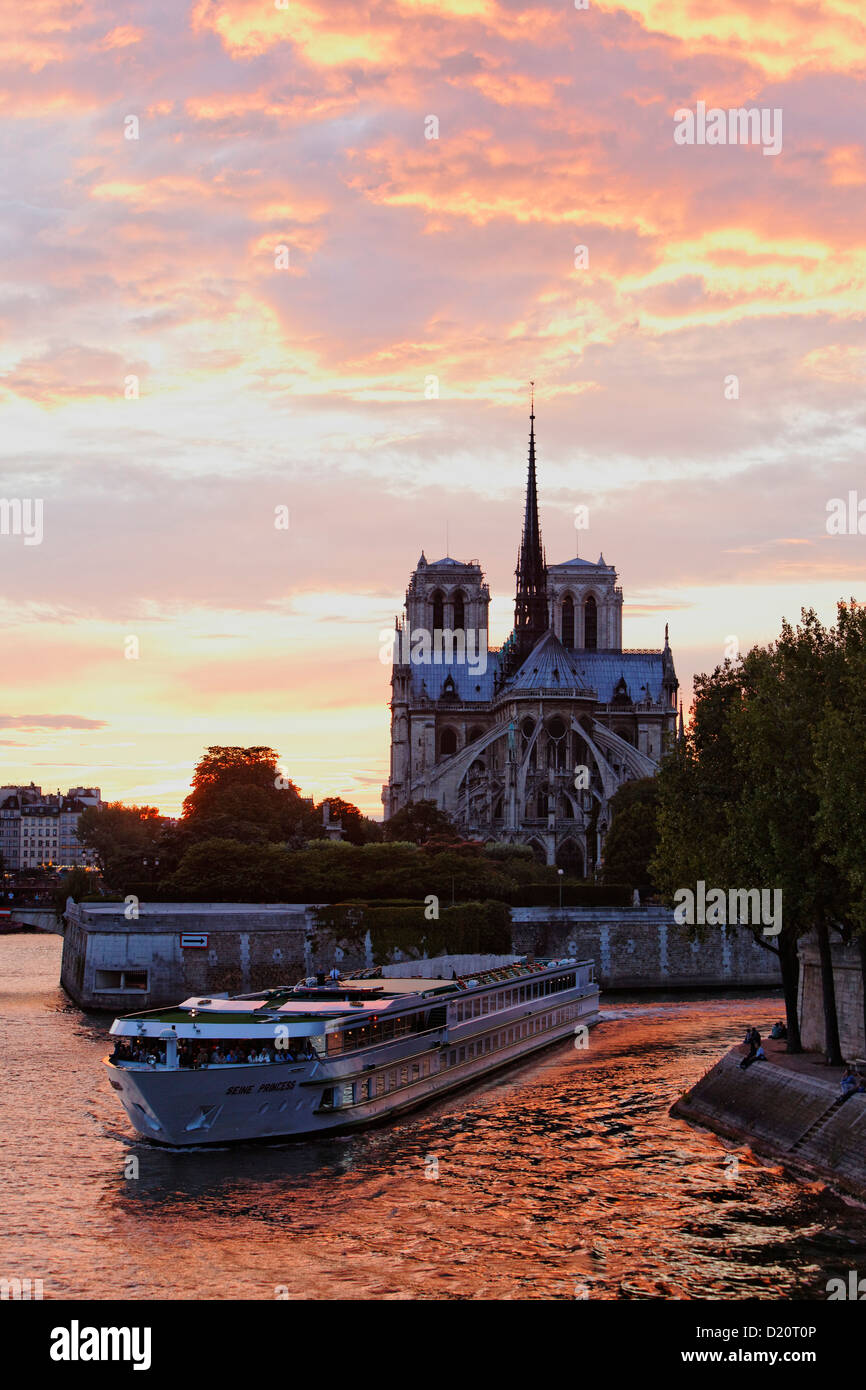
[382,402,680,872]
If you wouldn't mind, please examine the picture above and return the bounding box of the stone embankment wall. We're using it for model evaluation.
[672,1049,866,1197]
[511,908,781,989]
[798,934,865,1061]
[61,903,319,1012]
[60,900,782,1011]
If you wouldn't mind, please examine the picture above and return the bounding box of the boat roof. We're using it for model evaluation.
[119,957,591,1025]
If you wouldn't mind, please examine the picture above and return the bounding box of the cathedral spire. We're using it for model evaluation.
[513,381,549,662]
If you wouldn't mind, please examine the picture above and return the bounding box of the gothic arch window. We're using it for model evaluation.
[584,594,598,650]
[546,713,567,769]
[561,594,575,649]
[452,589,465,631]
[468,724,485,745]
[431,589,444,632]
[440,727,458,757]
[556,838,584,876]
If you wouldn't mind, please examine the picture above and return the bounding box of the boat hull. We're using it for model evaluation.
[106,1004,600,1147]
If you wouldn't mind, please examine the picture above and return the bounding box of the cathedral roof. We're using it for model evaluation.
[571,650,670,705]
[408,653,502,703]
[551,555,615,570]
[507,629,593,693]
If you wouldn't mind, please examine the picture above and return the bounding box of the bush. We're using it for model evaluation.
[312,899,512,957]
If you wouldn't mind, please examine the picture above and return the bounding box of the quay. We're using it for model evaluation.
[672,1037,866,1198]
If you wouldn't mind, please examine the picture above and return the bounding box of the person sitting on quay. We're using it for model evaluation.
[739,1026,763,1070]
[839,1066,865,1099]
[770,1021,787,1040]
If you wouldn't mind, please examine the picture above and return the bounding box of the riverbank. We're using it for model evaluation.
[672,1038,866,1199]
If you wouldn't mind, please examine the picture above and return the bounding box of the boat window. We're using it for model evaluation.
[339,1084,353,1107]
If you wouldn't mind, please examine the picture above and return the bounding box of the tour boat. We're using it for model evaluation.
[104,956,600,1146]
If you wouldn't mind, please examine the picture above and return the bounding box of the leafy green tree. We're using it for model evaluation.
[601,778,659,891]
[53,866,96,917]
[163,838,293,902]
[384,799,460,845]
[654,612,850,1060]
[814,600,866,1050]
[182,746,317,843]
[76,803,164,888]
[314,797,381,846]
[730,615,848,1063]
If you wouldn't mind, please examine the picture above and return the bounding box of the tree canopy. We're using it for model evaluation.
[652,605,866,1060]
[601,778,659,893]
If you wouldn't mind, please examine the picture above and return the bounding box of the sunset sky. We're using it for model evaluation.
[1,0,865,818]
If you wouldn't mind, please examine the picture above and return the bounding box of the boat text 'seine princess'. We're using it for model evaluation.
[105,956,601,1146]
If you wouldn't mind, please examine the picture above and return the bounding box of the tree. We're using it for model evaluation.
[182,746,317,844]
[53,866,96,917]
[163,838,293,902]
[653,613,850,1060]
[814,600,866,1052]
[76,803,164,888]
[601,778,659,891]
[383,800,460,845]
[730,615,848,1063]
[314,798,381,846]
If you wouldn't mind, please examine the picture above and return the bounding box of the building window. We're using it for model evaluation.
[440,727,458,757]
[584,595,598,650]
[561,595,574,648]
[432,589,444,632]
[452,589,465,631]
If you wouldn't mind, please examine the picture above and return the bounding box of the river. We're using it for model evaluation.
[2,933,864,1300]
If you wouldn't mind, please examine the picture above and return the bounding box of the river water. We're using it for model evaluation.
[2,933,865,1300]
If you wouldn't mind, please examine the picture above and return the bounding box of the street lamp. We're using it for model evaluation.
[557,867,564,910]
